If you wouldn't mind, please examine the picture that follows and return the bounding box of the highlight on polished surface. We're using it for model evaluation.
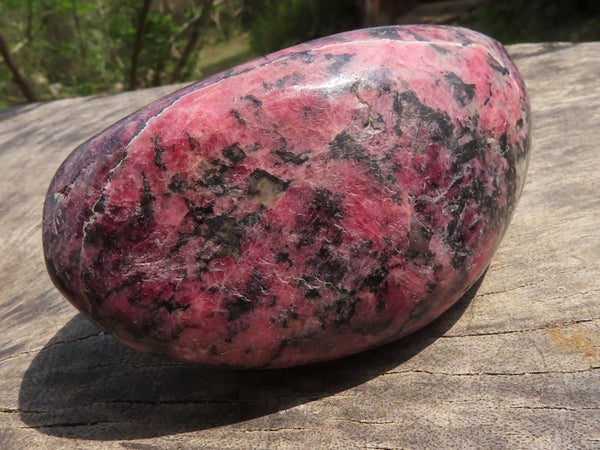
[42,25,530,368]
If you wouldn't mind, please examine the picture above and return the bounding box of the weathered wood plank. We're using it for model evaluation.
[0,42,598,449]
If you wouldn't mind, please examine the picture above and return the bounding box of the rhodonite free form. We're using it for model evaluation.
[43,25,530,368]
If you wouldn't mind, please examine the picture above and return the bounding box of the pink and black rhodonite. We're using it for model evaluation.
[43,25,530,368]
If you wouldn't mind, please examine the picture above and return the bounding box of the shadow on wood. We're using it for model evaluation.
[17,272,486,440]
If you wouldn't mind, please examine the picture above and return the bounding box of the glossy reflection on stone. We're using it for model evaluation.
[43,25,530,368]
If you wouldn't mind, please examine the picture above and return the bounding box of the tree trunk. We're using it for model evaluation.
[0,33,37,103]
[72,0,86,59]
[169,0,213,84]
[129,0,153,90]
[27,0,34,42]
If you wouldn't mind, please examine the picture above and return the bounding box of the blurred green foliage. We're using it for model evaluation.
[459,0,600,44]
[0,0,246,107]
[247,0,360,54]
[1,0,599,107]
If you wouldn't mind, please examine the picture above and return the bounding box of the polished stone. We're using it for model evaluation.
[43,25,530,368]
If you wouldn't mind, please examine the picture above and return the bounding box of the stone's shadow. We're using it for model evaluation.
[19,273,486,440]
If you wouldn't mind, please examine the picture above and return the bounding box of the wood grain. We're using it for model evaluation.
[0,43,598,449]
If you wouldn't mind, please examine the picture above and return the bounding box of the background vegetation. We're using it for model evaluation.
[460,0,600,44]
[1,0,599,108]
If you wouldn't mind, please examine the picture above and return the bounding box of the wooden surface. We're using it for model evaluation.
[0,42,599,449]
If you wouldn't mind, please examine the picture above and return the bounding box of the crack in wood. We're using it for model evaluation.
[19,419,118,429]
[332,418,395,425]
[540,288,600,305]
[103,399,246,406]
[384,366,600,377]
[0,331,106,364]
[1,407,48,414]
[509,405,600,412]
[476,278,546,297]
[365,446,398,450]
[440,317,600,339]
[239,426,307,433]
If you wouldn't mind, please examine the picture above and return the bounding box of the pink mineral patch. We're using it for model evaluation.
[43,25,530,368]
